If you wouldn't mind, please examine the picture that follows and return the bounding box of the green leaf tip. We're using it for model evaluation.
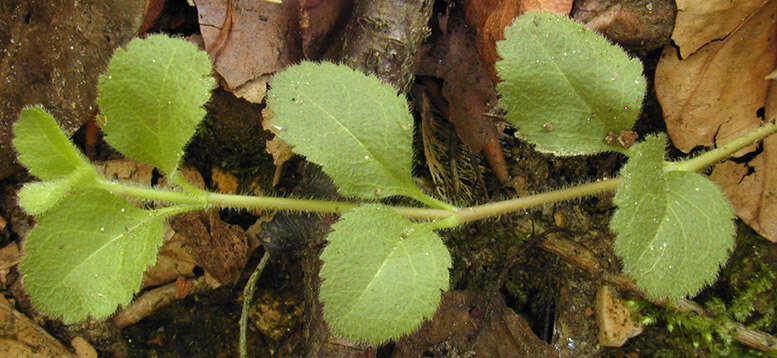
[19,190,165,323]
[267,61,427,203]
[611,135,736,299]
[17,168,96,215]
[319,204,451,345]
[496,11,646,156]
[13,106,92,180]
[97,34,215,176]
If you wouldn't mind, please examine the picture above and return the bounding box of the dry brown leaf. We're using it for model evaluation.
[142,229,198,288]
[673,0,768,58]
[417,12,509,182]
[0,242,20,287]
[70,336,98,358]
[655,0,777,153]
[169,211,249,285]
[394,290,557,357]
[464,0,572,83]
[571,0,676,54]
[197,0,301,102]
[709,79,777,242]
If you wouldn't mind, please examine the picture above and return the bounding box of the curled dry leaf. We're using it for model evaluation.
[197,0,301,102]
[655,0,777,153]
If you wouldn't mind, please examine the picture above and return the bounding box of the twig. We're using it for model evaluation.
[111,276,208,329]
[536,236,777,352]
[240,251,270,358]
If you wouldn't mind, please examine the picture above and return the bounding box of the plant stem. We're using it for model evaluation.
[665,119,777,172]
[454,178,622,224]
[92,119,777,226]
[240,251,270,358]
[94,178,452,219]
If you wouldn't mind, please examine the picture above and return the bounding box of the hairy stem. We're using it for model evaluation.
[92,121,777,225]
[665,119,777,172]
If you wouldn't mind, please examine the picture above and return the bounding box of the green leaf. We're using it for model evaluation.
[17,167,95,215]
[319,204,451,345]
[13,106,92,180]
[19,189,165,323]
[267,62,425,202]
[97,35,215,175]
[611,135,736,299]
[496,11,646,155]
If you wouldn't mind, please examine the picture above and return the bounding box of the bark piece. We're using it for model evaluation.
[0,0,144,179]
[0,295,76,357]
[333,0,434,92]
[655,0,777,153]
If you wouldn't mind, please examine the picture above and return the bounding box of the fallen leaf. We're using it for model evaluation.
[672,0,768,58]
[464,0,573,83]
[169,211,249,285]
[393,290,558,357]
[197,0,302,102]
[571,0,676,54]
[417,11,508,182]
[142,229,197,288]
[70,336,98,358]
[655,0,777,153]
[0,242,20,286]
[709,79,777,242]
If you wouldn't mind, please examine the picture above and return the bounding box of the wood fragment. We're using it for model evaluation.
[112,277,208,329]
